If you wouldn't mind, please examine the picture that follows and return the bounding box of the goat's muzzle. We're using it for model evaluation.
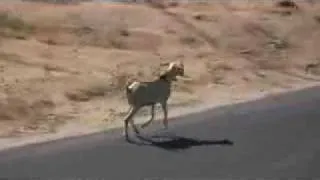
[179,68,184,76]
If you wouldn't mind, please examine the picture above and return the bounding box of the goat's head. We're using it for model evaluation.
[159,61,185,81]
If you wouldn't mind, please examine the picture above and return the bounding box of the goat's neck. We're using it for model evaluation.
[159,75,175,85]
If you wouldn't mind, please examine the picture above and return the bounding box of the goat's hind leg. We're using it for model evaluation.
[123,107,137,140]
[141,104,155,129]
[161,102,168,129]
[129,114,141,135]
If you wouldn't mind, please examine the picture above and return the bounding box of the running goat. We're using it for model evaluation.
[122,61,185,140]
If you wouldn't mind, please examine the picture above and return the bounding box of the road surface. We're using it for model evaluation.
[0,86,319,179]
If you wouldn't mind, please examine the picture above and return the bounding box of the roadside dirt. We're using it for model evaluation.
[1,0,320,150]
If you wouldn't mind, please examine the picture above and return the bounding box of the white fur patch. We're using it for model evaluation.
[128,81,140,90]
[168,62,175,70]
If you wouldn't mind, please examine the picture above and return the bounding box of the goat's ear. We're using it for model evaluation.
[177,60,184,66]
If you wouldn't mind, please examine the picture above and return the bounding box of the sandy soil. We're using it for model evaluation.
[1,0,320,150]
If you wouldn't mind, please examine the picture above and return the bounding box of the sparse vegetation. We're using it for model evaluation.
[275,0,299,9]
[0,96,57,137]
[21,0,93,5]
[0,12,34,39]
[65,78,114,102]
[0,0,320,139]
[314,15,320,23]
[179,35,200,46]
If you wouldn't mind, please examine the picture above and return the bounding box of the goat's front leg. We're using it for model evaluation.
[141,104,155,129]
[129,112,141,135]
[123,107,138,140]
[161,102,168,129]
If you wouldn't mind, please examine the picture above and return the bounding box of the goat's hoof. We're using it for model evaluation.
[141,124,147,129]
[123,134,129,141]
[125,137,130,142]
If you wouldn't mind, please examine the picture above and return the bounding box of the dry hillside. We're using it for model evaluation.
[0,0,320,137]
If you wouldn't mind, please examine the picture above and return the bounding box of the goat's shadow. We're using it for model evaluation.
[127,131,234,151]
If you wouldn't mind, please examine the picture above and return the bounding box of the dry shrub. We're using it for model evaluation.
[180,35,196,44]
[0,96,55,121]
[193,13,208,21]
[111,73,132,91]
[305,60,320,75]
[192,12,219,22]
[202,61,235,85]
[211,15,293,72]
[0,51,21,62]
[0,11,34,39]
[35,25,131,48]
[64,67,150,102]
[172,79,194,94]
[65,78,114,102]
[267,38,290,50]
[270,0,300,16]
[146,0,167,9]
[78,26,130,49]
[275,0,299,9]
[0,3,161,51]
[0,97,33,121]
[168,1,179,8]
[255,58,288,70]
[252,48,290,70]
[179,35,204,48]
[314,15,320,23]
[21,0,92,5]
[216,20,274,55]
[0,95,58,135]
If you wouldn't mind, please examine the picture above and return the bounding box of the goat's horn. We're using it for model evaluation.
[160,62,170,66]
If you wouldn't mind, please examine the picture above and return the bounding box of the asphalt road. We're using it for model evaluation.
[0,86,320,179]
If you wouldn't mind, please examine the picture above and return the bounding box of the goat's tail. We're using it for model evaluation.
[125,81,132,95]
[125,80,137,95]
[125,80,138,105]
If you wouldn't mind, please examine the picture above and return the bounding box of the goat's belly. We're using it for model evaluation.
[130,87,170,105]
[141,102,155,106]
[133,94,164,105]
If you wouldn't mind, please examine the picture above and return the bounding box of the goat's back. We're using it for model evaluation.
[126,79,171,106]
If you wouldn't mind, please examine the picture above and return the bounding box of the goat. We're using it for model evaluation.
[122,61,185,140]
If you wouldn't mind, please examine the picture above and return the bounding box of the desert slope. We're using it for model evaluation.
[0,0,320,139]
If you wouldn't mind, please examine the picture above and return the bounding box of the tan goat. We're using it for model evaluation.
[122,61,185,140]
